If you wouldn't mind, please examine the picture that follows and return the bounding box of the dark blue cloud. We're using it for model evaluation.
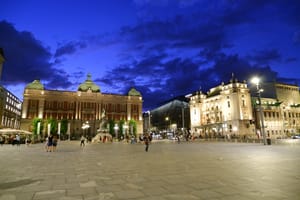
[293,31,300,44]
[0,20,72,88]
[54,41,87,58]
[285,57,298,63]
[247,49,281,65]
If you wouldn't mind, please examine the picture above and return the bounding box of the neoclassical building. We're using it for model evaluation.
[188,78,255,138]
[20,74,143,138]
[188,78,300,139]
[254,82,300,138]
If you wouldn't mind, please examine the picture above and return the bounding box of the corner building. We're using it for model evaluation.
[20,74,143,137]
[0,86,22,129]
[189,78,255,138]
[255,82,300,138]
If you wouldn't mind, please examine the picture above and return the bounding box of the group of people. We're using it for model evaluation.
[45,134,58,152]
[0,134,21,146]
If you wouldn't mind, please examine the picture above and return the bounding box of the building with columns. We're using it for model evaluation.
[188,78,255,138]
[253,82,300,138]
[188,77,300,139]
[20,74,143,138]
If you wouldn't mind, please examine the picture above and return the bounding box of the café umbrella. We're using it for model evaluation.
[0,128,33,135]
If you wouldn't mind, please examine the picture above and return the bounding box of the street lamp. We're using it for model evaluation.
[123,123,128,141]
[181,103,189,131]
[165,117,170,131]
[146,111,151,133]
[82,121,90,137]
[114,124,119,141]
[251,77,267,145]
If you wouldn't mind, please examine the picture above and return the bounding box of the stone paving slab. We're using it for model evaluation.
[0,141,299,200]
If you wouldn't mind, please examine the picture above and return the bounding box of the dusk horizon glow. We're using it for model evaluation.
[1,0,300,111]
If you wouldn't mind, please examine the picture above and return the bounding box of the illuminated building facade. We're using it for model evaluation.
[0,86,22,129]
[253,82,300,138]
[189,78,255,138]
[189,78,300,139]
[20,74,143,138]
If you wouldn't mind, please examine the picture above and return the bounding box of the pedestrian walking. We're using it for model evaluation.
[53,136,58,151]
[25,137,30,146]
[143,134,150,152]
[47,134,53,152]
[139,135,143,143]
[0,135,4,146]
[176,134,180,144]
[15,134,20,146]
[80,135,85,147]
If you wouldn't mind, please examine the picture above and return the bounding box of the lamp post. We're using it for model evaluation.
[82,121,90,137]
[181,103,189,131]
[165,117,169,131]
[146,111,151,133]
[114,124,119,141]
[251,77,267,145]
[123,123,128,141]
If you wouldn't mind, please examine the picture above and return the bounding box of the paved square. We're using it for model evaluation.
[0,141,299,200]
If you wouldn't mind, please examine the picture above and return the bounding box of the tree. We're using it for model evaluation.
[60,119,68,140]
[118,120,125,139]
[108,120,115,137]
[47,118,58,136]
[32,118,43,141]
[129,119,137,137]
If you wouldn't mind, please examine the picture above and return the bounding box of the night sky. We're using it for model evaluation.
[1,0,300,111]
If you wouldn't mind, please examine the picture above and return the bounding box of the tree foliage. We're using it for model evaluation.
[129,119,137,137]
[118,120,125,139]
[32,118,43,135]
[47,118,58,136]
[60,119,68,134]
[108,119,115,137]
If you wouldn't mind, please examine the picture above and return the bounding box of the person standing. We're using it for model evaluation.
[25,137,30,146]
[15,134,20,146]
[176,134,180,144]
[80,135,85,147]
[53,136,58,151]
[0,135,4,146]
[47,134,53,152]
[143,134,150,152]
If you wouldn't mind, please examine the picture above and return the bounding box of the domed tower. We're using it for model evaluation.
[25,79,44,90]
[22,79,45,120]
[128,87,141,96]
[78,73,100,93]
[126,87,143,133]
